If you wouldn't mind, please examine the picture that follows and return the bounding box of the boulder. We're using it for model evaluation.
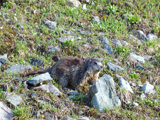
[88,74,121,112]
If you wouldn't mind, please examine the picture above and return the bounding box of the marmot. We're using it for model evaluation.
[26,57,103,88]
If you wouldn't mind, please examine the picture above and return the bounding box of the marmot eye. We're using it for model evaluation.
[94,62,97,65]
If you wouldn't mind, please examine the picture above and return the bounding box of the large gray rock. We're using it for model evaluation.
[4,64,32,74]
[88,74,121,112]
[129,53,145,64]
[6,93,23,106]
[119,77,134,93]
[0,101,13,120]
[107,62,124,72]
[34,83,62,96]
[44,20,57,28]
[147,33,158,41]
[141,82,156,94]
[27,72,52,86]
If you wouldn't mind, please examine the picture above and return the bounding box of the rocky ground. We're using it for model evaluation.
[0,0,160,120]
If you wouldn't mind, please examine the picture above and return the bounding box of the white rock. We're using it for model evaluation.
[0,102,13,120]
[92,16,100,23]
[129,53,145,64]
[68,0,81,7]
[133,102,139,106]
[83,4,87,10]
[44,20,57,28]
[141,82,156,94]
[6,93,23,106]
[143,55,152,60]
[119,77,134,93]
[147,33,158,41]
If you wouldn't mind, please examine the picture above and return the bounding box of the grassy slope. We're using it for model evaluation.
[0,0,160,119]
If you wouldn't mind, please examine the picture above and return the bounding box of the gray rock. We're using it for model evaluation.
[27,72,52,86]
[78,110,83,115]
[129,53,145,64]
[134,30,148,42]
[140,93,146,100]
[99,37,109,44]
[147,33,158,41]
[141,81,156,94]
[68,90,79,96]
[58,36,74,43]
[112,39,122,47]
[119,77,134,93]
[88,74,121,112]
[0,54,7,60]
[98,32,105,36]
[0,102,13,120]
[80,30,92,35]
[68,0,81,7]
[82,4,87,10]
[77,117,89,120]
[135,64,145,70]
[103,43,113,54]
[106,62,124,72]
[6,93,23,106]
[143,55,152,60]
[133,102,139,106]
[4,64,32,74]
[44,20,57,28]
[92,16,100,23]
[35,83,62,96]
[48,46,61,53]
[122,40,129,46]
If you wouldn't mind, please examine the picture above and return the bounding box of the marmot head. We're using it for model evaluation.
[87,58,103,73]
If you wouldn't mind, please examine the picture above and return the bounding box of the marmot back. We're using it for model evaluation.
[49,57,103,88]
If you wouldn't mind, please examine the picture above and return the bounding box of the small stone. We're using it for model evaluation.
[119,77,134,93]
[131,82,136,87]
[0,102,13,120]
[134,30,148,42]
[147,33,158,41]
[107,62,124,72]
[68,90,79,96]
[83,4,87,10]
[44,20,57,28]
[35,83,62,96]
[92,16,100,23]
[140,93,146,100]
[133,102,139,106]
[122,40,129,46]
[129,53,145,64]
[68,0,81,7]
[135,64,145,70]
[141,81,156,94]
[58,36,74,43]
[4,64,32,74]
[78,110,83,115]
[77,117,89,120]
[112,39,122,47]
[103,43,113,54]
[6,93,23,106]
[27,72,52,86]
[48,46,61,53]
[99,37,109,44]
[98,32,105,36]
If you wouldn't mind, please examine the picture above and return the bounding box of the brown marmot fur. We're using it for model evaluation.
[26,57,103,88]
